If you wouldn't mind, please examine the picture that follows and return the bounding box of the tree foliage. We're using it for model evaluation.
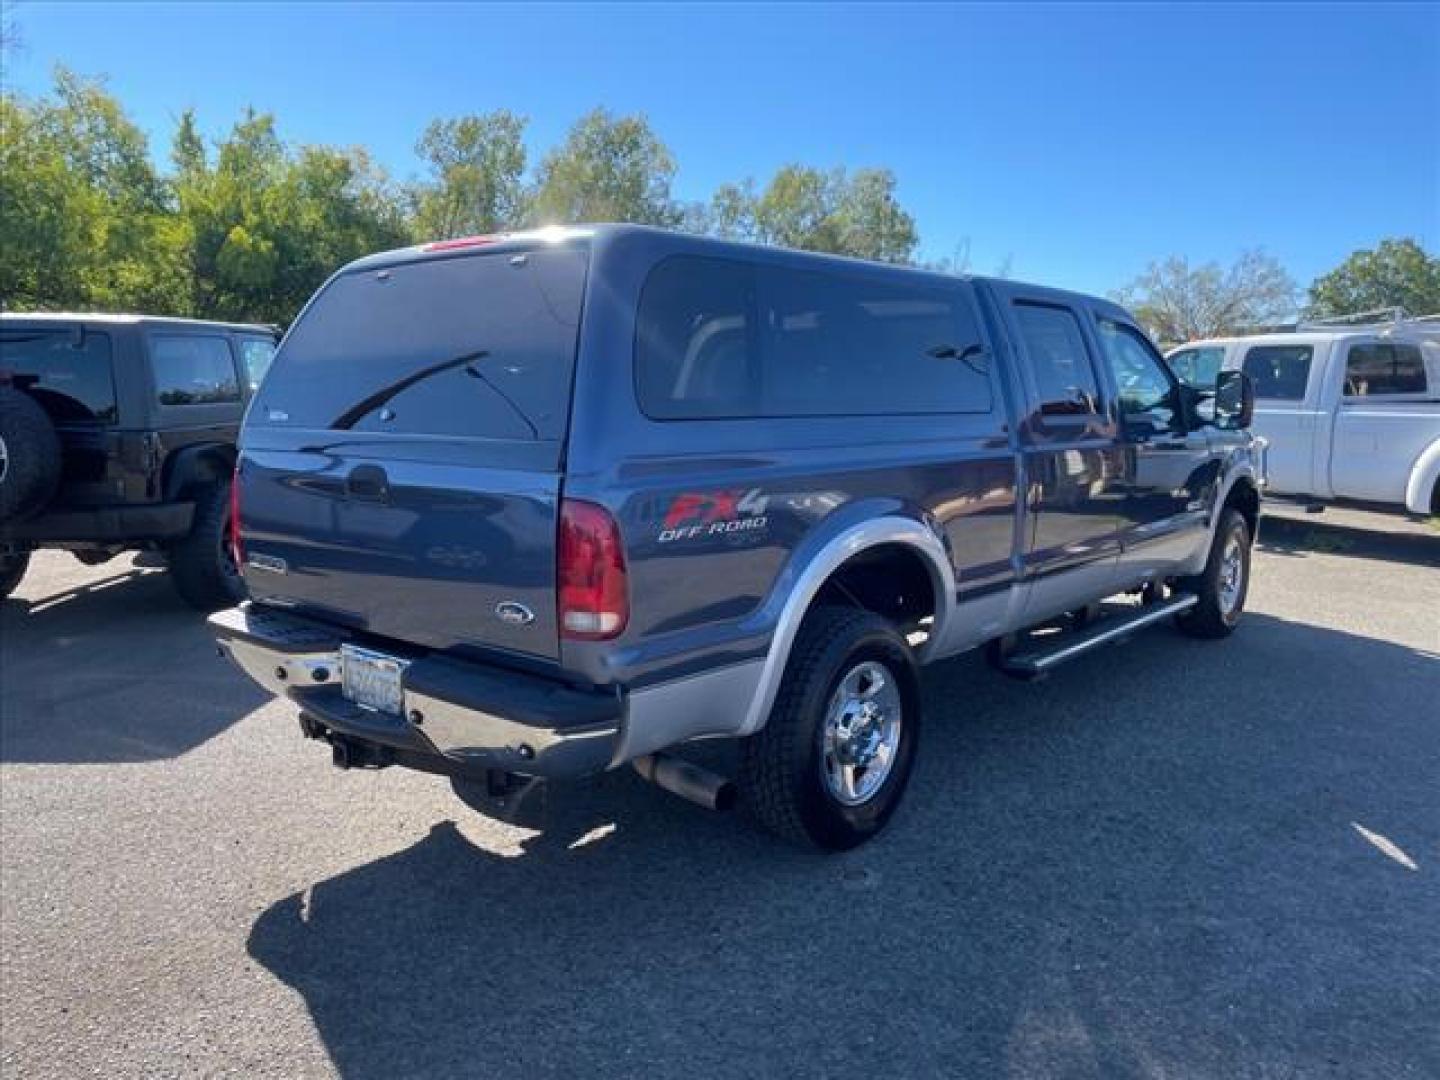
[1,69,184,312]
[410,111,528,240]
[1,70,407,323]
[701,165,918,264]
[1113,251,1297,342]
[530,108,680,228]
[1306,238,1440,318]
[173,110,409,322]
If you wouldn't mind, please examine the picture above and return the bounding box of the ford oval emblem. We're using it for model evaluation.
[495,601,535,627]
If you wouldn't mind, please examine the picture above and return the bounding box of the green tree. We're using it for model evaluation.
[173,110,409,323]
[700,165,918,263]
[1113,251,1296,343]
[530,108,679,227]
[1307,238,1440,318]
[171,108,206,178]
[0,68,187,312]
[410,111,528,240]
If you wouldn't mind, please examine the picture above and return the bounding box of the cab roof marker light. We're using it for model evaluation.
[421,235,502,252]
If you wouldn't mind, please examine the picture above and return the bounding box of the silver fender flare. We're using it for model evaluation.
[1404,437,1440,515]
[1175,465,1261,578]
[737,515,955,736]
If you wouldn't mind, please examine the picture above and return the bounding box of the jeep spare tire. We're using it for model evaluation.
[0,387,62,524]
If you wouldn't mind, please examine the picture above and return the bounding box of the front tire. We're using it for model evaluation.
[738,606,921,850]
[1176,508,1251,639]
[167,482,244,611]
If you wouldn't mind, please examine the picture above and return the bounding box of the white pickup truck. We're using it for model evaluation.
[1168,313,1440,515]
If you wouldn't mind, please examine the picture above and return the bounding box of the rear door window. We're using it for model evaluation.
[1343,343,1428,397]
[1242,345,1313,400]
[151,336,241,406]
[634,255,992,419]
[1011,302,1102,417]
[0,329,117,424]
[254,246,587,440]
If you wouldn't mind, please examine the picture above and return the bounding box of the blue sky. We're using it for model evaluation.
[7,2,1438,295]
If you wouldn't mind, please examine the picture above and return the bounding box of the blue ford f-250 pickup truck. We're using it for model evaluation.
[213,225,1263,849]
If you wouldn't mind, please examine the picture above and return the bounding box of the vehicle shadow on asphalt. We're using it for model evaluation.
[0,566,267,763]
[247,614,1440,1079]
[1259,514,1440,569]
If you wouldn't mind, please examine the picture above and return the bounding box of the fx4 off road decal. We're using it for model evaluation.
[659,488,769,543]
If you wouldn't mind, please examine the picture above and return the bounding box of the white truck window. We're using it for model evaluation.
[1242,345,1312,401]
[1343,343,1427,397]
[1167,345,1225,389]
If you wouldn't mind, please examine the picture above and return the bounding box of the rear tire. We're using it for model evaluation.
[0,388,62,524]
[0,550,30,599]
[1176,508,1251,639]
[167,481,244,611]
[738,606,921,850]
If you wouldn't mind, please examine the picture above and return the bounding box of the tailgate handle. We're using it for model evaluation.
[345,465,390,502]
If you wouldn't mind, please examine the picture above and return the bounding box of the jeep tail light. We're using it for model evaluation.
[228,470,244,571]
[558,499,628,640]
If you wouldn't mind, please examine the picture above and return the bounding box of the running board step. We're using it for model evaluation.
[1002,593,1199,678]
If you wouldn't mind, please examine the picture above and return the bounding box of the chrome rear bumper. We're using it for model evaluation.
[210,604,621,778]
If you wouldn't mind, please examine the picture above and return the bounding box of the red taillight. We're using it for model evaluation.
[228,470,244,570]
[421,235,498,252]
[557,499,628,641]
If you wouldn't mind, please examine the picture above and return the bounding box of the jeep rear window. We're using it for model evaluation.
[253,245,587,439]
[0,330,117,424]
[635,255,992,419]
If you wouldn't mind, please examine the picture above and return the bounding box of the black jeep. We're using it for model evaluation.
[0,313,277,608]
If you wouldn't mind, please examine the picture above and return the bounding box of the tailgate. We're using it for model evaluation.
[236,241,588,662]
[240,440,562,658]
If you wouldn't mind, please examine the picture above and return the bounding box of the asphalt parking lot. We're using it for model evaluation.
[2,508,1438,1079]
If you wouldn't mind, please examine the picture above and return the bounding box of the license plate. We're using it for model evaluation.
[341,645,408,715]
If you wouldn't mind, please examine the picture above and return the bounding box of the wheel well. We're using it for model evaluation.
[163,445,236,501]
[1225,478,1260,538]
[812,543,938,629]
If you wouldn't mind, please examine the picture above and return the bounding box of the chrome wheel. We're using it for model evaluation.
[821,660,903,806]
[1218,533,1244,616]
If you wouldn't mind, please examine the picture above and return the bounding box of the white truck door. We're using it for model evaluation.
[1239,340,1325,496]
[1330,339,1439,504]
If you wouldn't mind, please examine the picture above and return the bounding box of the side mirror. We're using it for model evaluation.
[1214,370,1254,430]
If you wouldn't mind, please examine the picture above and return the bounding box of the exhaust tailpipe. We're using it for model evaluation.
[632,753,737,812]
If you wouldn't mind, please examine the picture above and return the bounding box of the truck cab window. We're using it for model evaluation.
[1096,318,1179,432]
[1167,345,1226,389]
[1241,345,1312,401]
[1343,343,1427,397]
